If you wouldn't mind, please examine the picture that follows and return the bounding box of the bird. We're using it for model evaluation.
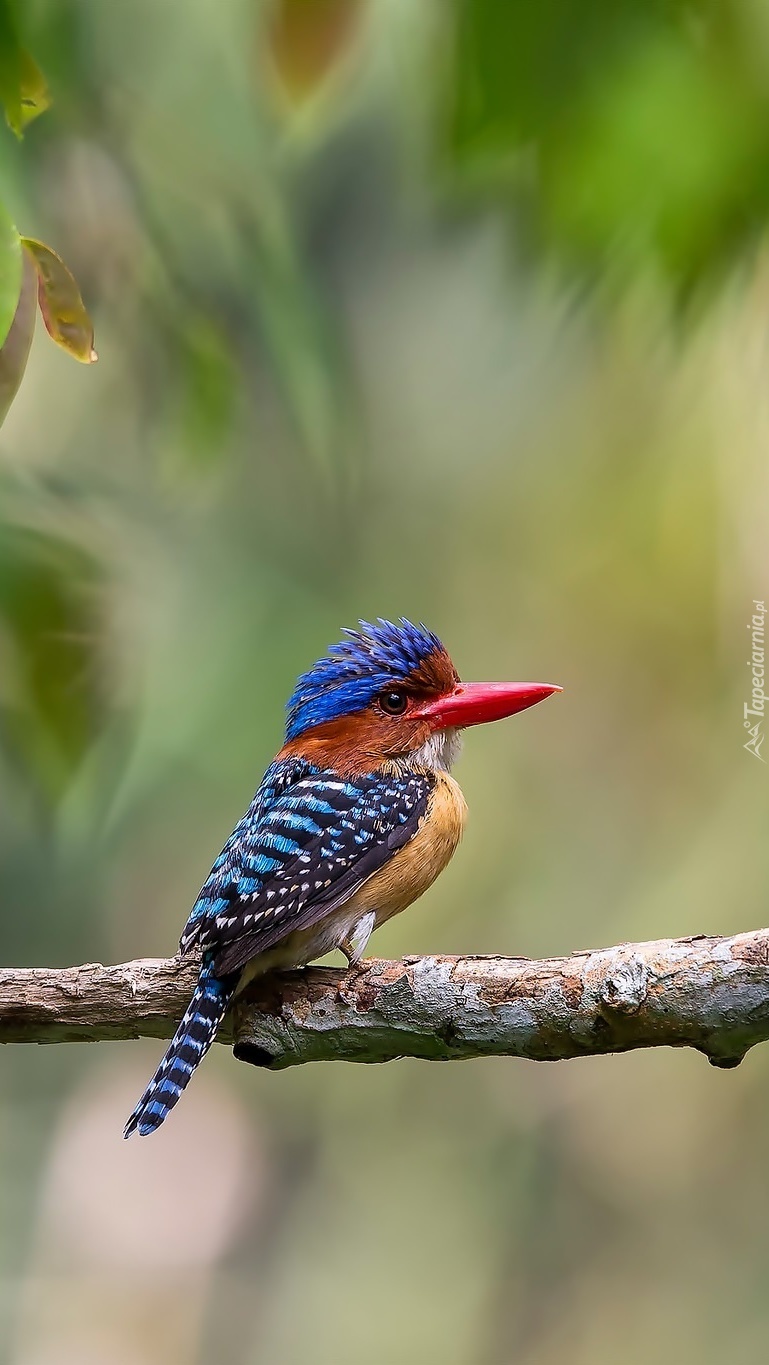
[124,618,561,1137]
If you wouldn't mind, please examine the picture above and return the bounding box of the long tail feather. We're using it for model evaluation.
[124,962,236,1138]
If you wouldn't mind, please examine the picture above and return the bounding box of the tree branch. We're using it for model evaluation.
[2,928,769,1072]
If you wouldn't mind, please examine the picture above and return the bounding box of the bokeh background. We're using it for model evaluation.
[1,2,769,1362]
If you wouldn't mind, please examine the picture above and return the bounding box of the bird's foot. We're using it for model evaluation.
[337,946,368,1003]
[336,912,376,1002]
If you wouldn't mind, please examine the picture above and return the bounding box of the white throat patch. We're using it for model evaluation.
[410,728,462,773]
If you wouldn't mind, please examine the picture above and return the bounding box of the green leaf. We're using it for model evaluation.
[246,223,344,475]
[0,203,22,350]
[442,0,769,293]
[178,315,239,461]
[21,238,97,363]
[0,522,106,801]
[0,1,49,136]
[0,249,36,426]
[15,47,50,132]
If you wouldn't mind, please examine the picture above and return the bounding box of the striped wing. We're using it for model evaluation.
[181,759,432,977]
[180,757,308,954]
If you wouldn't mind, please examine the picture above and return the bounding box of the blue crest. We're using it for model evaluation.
[285,618,445,741]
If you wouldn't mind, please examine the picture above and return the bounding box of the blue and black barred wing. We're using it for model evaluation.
[183,760,433,978]
[179,757,309,956]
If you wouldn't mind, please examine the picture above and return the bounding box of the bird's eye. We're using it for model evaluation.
[378,687,408,716]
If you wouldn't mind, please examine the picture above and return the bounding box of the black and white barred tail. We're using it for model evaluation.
[123,960,236,1138]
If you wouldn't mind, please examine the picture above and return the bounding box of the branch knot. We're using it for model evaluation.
[599,954,650,1016]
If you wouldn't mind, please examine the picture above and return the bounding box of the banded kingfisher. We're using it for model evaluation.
[125,619,560,1137]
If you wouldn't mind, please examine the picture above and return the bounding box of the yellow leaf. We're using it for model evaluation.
[0,37,50,137]
[265,0,363,103]
[21,238,97,364]
[17,48,50,131]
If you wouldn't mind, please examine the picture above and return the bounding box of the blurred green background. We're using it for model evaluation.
[1,1,769,1362]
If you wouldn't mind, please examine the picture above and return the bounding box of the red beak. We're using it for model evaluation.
[412,681,562,731]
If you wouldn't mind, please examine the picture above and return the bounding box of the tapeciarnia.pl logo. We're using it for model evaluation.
[744,599,766,762]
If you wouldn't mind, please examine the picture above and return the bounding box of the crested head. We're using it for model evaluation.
[285,618,457,743]
[279,618,561,779]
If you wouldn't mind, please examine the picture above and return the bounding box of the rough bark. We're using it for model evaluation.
[1,928,768,1071]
